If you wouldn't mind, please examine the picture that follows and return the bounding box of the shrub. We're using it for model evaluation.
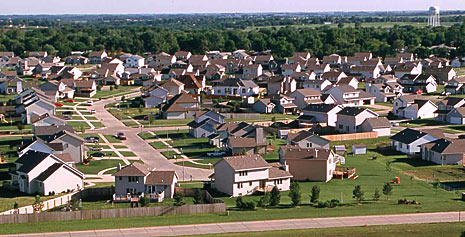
[173,192,185,206]
[373,188,381,201]
[383,182,393,200]
[139,196,150,207]
[353,185,364,203]
[244,201,255,210]
[236,196,244,209]
[193,189,205,204]
[317,199,339,208]
[310,185,320,203]
[269,186,280,206]
[236,196,255,210]
[289,182,301,206]
[257,193,269,208]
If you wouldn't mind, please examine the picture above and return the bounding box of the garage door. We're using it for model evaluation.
[450,116,463,125]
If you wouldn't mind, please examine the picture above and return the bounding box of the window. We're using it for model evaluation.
[128,176,139,183]
[249,181,253,186]
[339,125,343,129]
[274,179,283,185]
[118,177,122,181]
[237,183,243,188]
[242,89,246,94]
[407,145,410,149]
[239,171,248,176]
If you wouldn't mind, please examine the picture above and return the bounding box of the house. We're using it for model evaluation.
[423,67,456,84]
[308,64,331,75]
[393,95,425,117]
[269,95,298,114]
[446,107,465,124]
[178,75,205,94]
[302,79,333,92]
[350,65,382,79]
[209,121,256,148]
[242,64,263,79]
[10,151,84,195]
[396,53,415,62]
[289,88,323,109]
[227,127,267,155]
[322,54,342,65]
[278,146,336,182]
[390,128,443,154]
[103,74,121,86]
[399,74,437,94]
[32,128,86,164]
[17,98,56,124]
[252,98,276,114]
[122,54,145,68]
[161,93,200,119]
[72,80,97,97]
[394,99,437,119]
[435,97,465,122]
[321,71,347,83]
[88,50,108,64]
[365,83,398,103]
[267,76,297,95]
[64,55,88,65]
[301,104,343,127]
[336,77,359,90]
[212,78,259,97]
[394,62,423,78]
[359,117,391,136]
[174,51,192,61]
[31,113,66,132]
[211,154,292,197]
[421,138,465,165]
[335,107,378,134]
[445,76,465,95]
[39,81,75,99]
[144,85,169,108]
[159,78,185,96]
[324,85,375,107]
[188,110,225,138]
[113,162,178,199]
[28,51,48,59]
[149,52,177,68]
[281,64,301,77]
[286,130,330,149]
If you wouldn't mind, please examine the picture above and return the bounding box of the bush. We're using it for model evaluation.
[235,196,255,210]
[236,196,244,209]
[289,182,301,206]
[173,192,185,206]
[269,186,280,206]
[139,196,150,207]
[193,189,205,204]
[310,185,320,203]
[317,199,339,208]
[114,84,119,89]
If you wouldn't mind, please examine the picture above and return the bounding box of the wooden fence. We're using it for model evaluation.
[322,132,378,141]
[0,203,226,224]
[175,187,224,204]
[220,113,261,119]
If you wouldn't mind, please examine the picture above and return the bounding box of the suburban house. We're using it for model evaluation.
[160,78,185,96]
[423,67,456,84]
[226,127,267,155]
[336,77,359,89]
[209,121,256,148]
[72,80,97,97]
[445,76,465,95]
[32,128,86,164]
[289,88,324,109]
[17,98,56,124]
[281,64,301,77]
[269,94,298,114]
[324,85,375,107]
[394,62,422,78]
[321,71,347,83]
[421,138,465,165]
[252,98,276,114]
[301,104,343,127]
[335,107,378,134]
[350,65,381,79]
[302,79,333,91]
[31,113,66,132]
[390,128,443,154]
[242,64,263,79]
[88,50,108,64]
[359,117,391,136]
[122,54,145,68]
[435,97,465,122]
[113,162,178,199]
[188,110,225,138]
[446,108,465,124]
[211,78,259,97]
[394,98,437,119]
[399,74,437,94]
[161,93,201,119]
[144,85,169,108]
[10,151,84,195]
[279,146,336,182]
[211,154,292,197]
[286,130,330,149]
[365,82,402,103]
[267,76,297,95]
[39,81,75,100]
[178,75,205,94]
[64,55,88,65]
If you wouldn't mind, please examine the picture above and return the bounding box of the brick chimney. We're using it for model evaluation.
[255,127,265,144]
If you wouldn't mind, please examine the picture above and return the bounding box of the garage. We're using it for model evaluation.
[449,116,464,125]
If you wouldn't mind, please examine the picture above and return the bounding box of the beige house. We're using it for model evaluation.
[422,138,465,165]
[211,154,292,197]
[336,107,378,134]
[279,146,337,182]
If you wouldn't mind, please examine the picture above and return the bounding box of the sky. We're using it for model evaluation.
[1,0,464,15]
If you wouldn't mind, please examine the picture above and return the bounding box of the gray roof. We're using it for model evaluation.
[219,154,270,171]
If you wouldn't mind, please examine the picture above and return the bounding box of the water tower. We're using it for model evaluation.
[428,6,440,27]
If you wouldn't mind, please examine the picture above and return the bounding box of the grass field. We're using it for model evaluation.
[93,86,139,99]
[149,141,169,149]
[76,159,123,174]
[103,135,123,143]
[119,151,136,157]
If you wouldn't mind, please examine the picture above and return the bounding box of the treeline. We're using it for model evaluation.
[1,23,465,59]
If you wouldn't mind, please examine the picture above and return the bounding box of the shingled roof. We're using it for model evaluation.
[113,162,153,177]
[219,154,271,171]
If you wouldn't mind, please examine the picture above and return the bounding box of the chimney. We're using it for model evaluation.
[284,161,289,172]
[315,149,319,158]
[255,127,265,144]
[117,163,122,171]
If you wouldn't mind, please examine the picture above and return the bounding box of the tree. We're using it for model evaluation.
[173,192,185,206]
[289,182,301,207]
[352,185,364,203]
[257,192,269,208]
[383,182,393,200]
[110,86,114,91]
[432,179,440,195]
[373,188,381,201]
[139,196,150,207]
[310,185,320,203]
[16,122,25,131]
[236,196,244,209]
[385,161,392,172]
[193,189,205,204]
[269,186,281,206]
[121,95,126,102]
[138,107,143,113]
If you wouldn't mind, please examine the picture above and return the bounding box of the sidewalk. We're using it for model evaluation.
[3,211,462,236]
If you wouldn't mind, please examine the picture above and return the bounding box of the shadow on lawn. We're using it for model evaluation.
[391,158,438,167]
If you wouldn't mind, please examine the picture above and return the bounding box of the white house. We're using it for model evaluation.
[212,78,259,97]
[301,104,343,127]
[335,107,378,134]
[422,138,465,165]
[123,54,145,68]
[390,128,442,154]
[10,151,84,195]
[324,85,375,107]
[211,154,292,197]
[395,99,437,119]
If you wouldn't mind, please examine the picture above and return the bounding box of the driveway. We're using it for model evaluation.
[87,93,212,181]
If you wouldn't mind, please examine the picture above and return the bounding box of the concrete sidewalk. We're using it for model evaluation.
[2,211,463,236]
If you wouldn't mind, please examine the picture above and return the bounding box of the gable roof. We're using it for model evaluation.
[427,138,465,155]
[337,107,371,116]
[219,154,271,171]
[113,162,153,177]
[15,151,51,174]
[390,128,442,144]
[279,145,332,160]
[302,104,340,113]
[145,170,178,185]
[364,117,391,129]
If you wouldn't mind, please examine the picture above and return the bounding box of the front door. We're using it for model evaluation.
[260,180,265,189]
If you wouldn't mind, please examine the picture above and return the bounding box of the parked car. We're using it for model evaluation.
[90,152,106,157]
[87,100,94,106]
[64,99,75,103]
[62,111,73,115]
[90,109,96,114]
[63,115,72,120]
[85,136,100,143]
[54,103,64,107]
[390,122,399,126]
[116,132,127,140]
[207,150,226,157]
[89,147,102,151]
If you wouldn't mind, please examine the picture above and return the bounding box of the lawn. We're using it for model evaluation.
[402,164,465,182]
[93,86,139,99]
[175,159,217,169]
[113,145,127,149]
[0,188,60,213]
[149,141,169,149]
[122,120,139,127]
[161,150,177,159]
[119,151,137,157]
[76,159,124,174]
[103,135,123,143]
[91,122,104,128]
[108,106,158,120]
[67,121,91,130]
[203,222,465,237]
[399,119,444,128]
[153,129,189,139]
[138,132,154,140]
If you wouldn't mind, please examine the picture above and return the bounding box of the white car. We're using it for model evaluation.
[90,109,96,114]
[87,100,94,105]
[207,150,226,157]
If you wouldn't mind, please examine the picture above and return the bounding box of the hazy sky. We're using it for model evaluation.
[1,0,464,15]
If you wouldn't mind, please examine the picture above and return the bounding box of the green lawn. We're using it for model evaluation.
[161,150,177,159]
[138,132,154,140]
[0,188,60,213]
[153,129,189,139]
[108,106,158,120]
[376,102,393,107]
[67,121,91,130]
[399,119,444,128]
[93,86,140,99]
[103,135,123,143]
[0,94,16,102]
[149,141,169,149]
[122,120,139,127]
[204,222,465,237]
[113,145,127,149]
[119,151,136,157]
[91,122,104,128]
[76,159,123,174]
